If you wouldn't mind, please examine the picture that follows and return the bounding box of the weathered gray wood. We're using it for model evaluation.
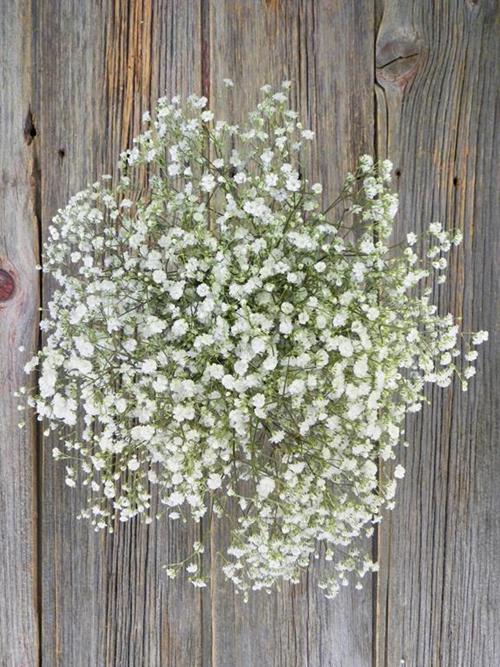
[375,1,500,665]
[1,0,498,664]
[207,2,375,665]
[0,1,40,665]
[35,2,205,665]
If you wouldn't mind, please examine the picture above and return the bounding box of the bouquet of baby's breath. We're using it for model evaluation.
[21,81,486,599]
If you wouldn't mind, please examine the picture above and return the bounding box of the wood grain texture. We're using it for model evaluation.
[375,1,500,665]
[1,0,498,664]
[208,2,375,665]
[0,0,40,665]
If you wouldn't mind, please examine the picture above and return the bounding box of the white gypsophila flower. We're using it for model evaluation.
[472,330,489,345]
[257,477,275,499]
[394,465,405,479]
[23,81,486,602]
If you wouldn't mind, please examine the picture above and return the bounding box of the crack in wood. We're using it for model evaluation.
[23,107,37,146]
[377,52,420,70]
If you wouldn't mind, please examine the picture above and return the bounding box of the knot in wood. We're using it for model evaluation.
[0,269,15,301]
[376,37,422,89]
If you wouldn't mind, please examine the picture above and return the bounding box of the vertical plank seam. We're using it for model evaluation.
[372,3,381,665]
[201,0,210,102]
[28,0,43,661]
[200,2,212,665]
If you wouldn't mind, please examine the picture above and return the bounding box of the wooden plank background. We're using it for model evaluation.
[1,1,498,665]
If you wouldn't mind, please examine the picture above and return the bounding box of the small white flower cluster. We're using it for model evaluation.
[22,82,487,599]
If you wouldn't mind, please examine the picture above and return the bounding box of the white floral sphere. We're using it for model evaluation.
[23,82,487,599]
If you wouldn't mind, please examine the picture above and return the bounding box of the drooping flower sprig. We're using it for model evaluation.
[21,81,487,599]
